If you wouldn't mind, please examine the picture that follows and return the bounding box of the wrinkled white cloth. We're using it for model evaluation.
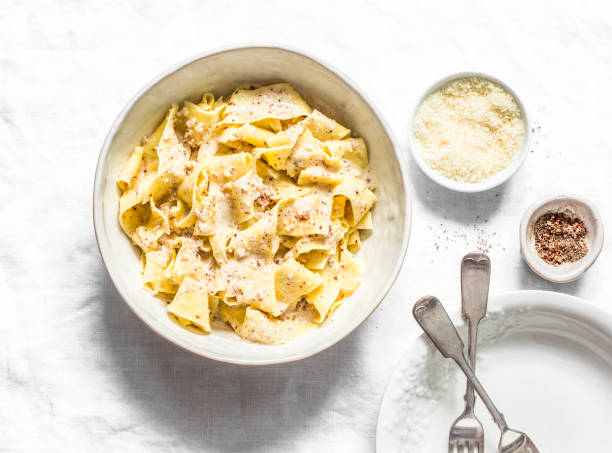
[1,1,611,452]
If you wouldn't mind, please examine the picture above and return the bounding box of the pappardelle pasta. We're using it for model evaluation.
[117,83,377,344]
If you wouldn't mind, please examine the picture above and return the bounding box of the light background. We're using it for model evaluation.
[1,1,611,451]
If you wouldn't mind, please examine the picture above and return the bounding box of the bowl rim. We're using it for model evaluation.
[408,71,531,193]
[92,43,412,366]
[519,194,604,283]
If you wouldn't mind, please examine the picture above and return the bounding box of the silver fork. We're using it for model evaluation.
[413,296,539,453]
[449,252,491,453]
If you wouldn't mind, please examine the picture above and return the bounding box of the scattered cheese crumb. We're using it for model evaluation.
[414,76,525,183]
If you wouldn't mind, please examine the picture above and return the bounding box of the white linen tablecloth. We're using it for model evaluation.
[1,1,611,451]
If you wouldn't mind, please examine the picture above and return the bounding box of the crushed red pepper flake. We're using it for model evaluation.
[533,212,588,266]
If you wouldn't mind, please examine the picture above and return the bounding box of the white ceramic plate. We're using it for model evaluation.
[93,45,411,365]
[376,290,612,452]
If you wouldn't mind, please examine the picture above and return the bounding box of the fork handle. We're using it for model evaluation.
[464,319,479,412]
[454,355,508,431]
[413,296,509,432]
[461,252,490,412]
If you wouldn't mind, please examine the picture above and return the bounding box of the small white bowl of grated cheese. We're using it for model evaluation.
[409,72,530,193]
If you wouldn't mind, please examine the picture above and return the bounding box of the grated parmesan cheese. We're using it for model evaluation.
[414,76,525,183]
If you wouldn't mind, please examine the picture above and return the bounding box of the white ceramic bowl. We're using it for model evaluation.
[520,195,604,283]
[409,71,530,193]
[93,45,411,365]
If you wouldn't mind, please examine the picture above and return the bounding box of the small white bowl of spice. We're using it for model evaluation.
[520,195,604,283]
[410,72,530,192]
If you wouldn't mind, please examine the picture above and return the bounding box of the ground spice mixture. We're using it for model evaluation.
[533,212,588,265]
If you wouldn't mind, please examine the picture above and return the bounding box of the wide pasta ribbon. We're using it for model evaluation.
[115,83,377,344]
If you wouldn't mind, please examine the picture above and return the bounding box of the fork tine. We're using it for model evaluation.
[448,441,455,453]
[477,440,484,453]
